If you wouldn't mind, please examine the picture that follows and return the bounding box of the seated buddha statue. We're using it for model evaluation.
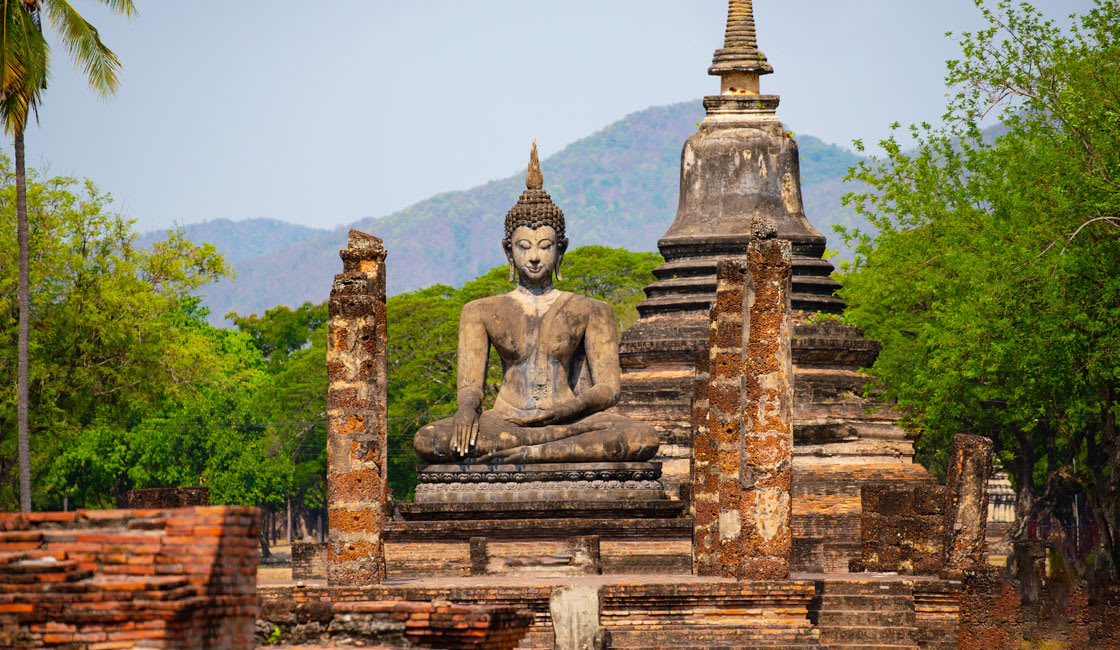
[414,143,659,465]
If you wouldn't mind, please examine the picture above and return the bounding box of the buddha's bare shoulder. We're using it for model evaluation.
[459,294,510,319]
[566,293,614,319]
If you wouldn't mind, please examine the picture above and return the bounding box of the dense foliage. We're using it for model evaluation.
[0,161,294,511]
[836,0,1120,574]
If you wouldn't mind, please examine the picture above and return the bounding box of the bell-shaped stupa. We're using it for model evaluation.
[614,0,933,573]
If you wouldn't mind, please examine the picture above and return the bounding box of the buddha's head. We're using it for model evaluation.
[503,140,568,286]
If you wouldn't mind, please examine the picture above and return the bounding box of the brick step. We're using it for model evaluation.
[817,581,915,595]
[261,646,397,650]
[608,632,822,650]
[818,595,915,610]
[818,646,918,650]
[818,610,916,627]
[819,625,917,644]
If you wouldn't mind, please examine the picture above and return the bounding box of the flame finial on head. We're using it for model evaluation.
[526,139,543,190]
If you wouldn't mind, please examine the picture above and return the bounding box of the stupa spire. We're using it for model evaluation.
[708,0,773,94]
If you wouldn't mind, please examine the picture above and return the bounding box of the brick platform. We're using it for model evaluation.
[259,599,533,649]
[383,518,691,578]
[0,506,260,649]
[258,574,963,650]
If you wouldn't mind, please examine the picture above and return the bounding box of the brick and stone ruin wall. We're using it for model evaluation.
[852,433,995,578]
[0,506,260,649]
[126,486,210,508]
[0,502,534,650]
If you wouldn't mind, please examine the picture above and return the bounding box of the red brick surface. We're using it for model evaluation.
[0,506,260,649]
[259,579,828,649]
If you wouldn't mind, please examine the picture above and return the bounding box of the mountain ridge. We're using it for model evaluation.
[140,101,869,323]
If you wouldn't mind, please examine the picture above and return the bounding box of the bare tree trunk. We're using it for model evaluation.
[1010,427,1036,541]
[15,129,31,513]
[287,497,292,545]
[1104,385,1119,578]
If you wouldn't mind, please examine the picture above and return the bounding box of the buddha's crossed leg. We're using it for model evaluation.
[414,410,659,464]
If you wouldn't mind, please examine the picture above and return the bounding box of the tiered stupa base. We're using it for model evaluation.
[614,91,937,574]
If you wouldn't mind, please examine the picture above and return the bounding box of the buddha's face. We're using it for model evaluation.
[507,225,564,287]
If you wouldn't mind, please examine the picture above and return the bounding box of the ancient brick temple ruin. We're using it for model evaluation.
[614,0,935,574]
[256,2,1011,649]
[10,3,1120,650]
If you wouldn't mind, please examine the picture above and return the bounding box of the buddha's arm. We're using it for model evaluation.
[452,301,490,454]
[521,300,620,426]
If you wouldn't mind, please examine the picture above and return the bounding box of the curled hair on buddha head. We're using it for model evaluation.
[503,139,568,281]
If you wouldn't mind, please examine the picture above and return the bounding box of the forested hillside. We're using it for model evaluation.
[137,218,326,265]
[148,101,867,323]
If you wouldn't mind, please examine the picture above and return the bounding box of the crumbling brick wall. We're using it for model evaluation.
[259,599,533,649]
[0,506,260,649]
[855,483,948,575]
[126,486,210,508]
[292,541,328,580]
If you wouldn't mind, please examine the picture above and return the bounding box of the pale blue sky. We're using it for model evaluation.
[20,0,1091,232]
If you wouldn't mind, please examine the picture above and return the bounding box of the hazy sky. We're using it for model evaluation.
[21,0,1091,232]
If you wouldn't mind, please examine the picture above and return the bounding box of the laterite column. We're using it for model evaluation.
[690,350,718,575]
[707,259,749,578]
[944,433,994,575]
[326,229,389,586]
[739,229,794,580]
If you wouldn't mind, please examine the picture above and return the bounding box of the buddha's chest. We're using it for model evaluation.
[486,308,586,364]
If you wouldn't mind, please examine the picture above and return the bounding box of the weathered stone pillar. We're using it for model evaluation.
[700,227,794,580]
[326,230,389,586]
[738,232,794,580]
[707,259,748,578]
[944,433,994,574]
[690,350,719,575]
[550,585,605,650]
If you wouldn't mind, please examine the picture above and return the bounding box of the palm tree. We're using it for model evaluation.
[1,0,134,512]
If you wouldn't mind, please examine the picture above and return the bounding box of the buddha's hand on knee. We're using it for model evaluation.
[451,408,480,457]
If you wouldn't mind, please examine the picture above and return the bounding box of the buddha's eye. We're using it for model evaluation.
[540,241,552,250]
[518,240,531,250]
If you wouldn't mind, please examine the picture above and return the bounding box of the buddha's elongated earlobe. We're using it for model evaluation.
[509,262,516,283]
[555,244,566,282]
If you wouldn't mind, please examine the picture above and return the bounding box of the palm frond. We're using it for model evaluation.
[41,0,119,97]
[0,0,49,133]
[95,0,135,19]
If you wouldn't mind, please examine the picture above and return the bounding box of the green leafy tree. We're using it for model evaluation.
[0,0,134,511]
[229,302,327,367]
[0,162,247,509]
[46,305,292,510]
[229,302,329,538]
[837,0,1120,574]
